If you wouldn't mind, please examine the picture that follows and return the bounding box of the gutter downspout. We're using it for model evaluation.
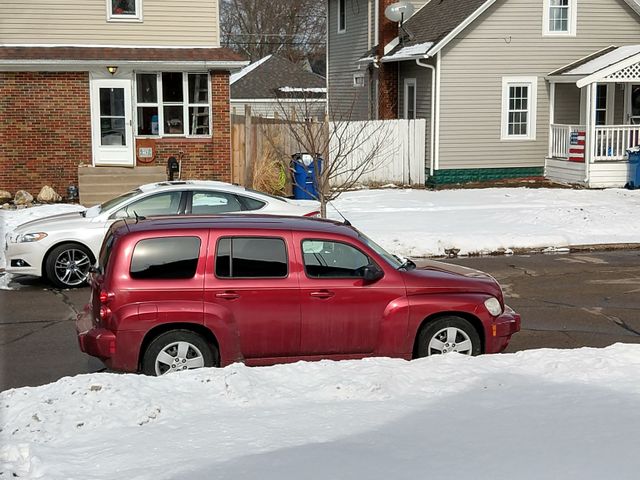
[416,58,436,176]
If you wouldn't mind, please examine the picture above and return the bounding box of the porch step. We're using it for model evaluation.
[78,166,167,206]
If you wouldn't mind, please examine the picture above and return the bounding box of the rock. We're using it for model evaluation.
[14,190,33,205]
[0,190,11,201]
[37,185,62,203]
[1,203,10,209]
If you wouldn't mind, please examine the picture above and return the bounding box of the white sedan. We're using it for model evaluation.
[5,180,319,289]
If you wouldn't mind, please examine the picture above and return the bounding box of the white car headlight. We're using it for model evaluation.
[17,232,48,243]
[484,297,503,316]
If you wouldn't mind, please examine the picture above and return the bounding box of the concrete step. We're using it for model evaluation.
[78,166,166,207]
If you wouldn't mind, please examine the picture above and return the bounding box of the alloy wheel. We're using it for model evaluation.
[154,341,205,375]
[427,327,473,355]
[54,248,92,287]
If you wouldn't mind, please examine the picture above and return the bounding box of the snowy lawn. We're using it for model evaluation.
[2,344,640,479]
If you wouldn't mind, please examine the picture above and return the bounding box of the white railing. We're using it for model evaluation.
[593,125,640,161]
[549,124,584,159]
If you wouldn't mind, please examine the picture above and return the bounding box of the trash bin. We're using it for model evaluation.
[291,153,322,200]
[626,147,640,189]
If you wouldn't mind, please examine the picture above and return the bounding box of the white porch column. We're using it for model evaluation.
[584,83,595,183]
[549,82,555,158]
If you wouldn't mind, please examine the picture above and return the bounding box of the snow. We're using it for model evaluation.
[3,190,640,478]
[278,86,327,93]
[382,41,434,61]
[229,54,272,84]
[2,344,640,479]
[563,44,640,75]
[329,187,640,257]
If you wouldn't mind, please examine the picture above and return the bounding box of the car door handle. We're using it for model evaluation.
[216,291,240,300]
[310,290,335,299]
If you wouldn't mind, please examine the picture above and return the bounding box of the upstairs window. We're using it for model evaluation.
[543,0,576,36]
[338,0,346,33]
[107,0,142,21]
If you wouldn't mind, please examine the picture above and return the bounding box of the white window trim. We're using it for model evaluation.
[501,76,538,141]
[542,0,577,37]
[134,72,212,139]
[403,78,417,119]
[353,72,365,88]
[107,0,143,22]
[337,0,346,33]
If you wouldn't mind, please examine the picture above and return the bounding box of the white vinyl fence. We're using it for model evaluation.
[329,119,426,186]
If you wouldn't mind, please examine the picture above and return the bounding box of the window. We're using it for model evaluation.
[338,0,346,32]
[130,237,200,280]
[302,240,371,278]
[216,238,288,278]
[107,0,142,21]
[501,77,537,140]
[595,84,608,126]
[116,192,182,218]
[404,78,417,119]
[543,0,576,36]
[135,73,211,137]
[190,191,243,214]
[353,73,365,88]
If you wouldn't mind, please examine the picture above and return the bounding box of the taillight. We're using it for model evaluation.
[99,290,114,304]
[304,211,321,218]
[98,290,114,326]
[99,305,111,321]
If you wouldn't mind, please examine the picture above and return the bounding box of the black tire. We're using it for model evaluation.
[142,329,217,376]
[45,243,94,289]
[417,316,481,357]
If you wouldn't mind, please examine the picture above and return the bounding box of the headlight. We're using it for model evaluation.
[17,232,48,243]
[484,297,503,316]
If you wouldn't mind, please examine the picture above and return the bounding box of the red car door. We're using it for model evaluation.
[294,233,407,356]
[204,231,301,361]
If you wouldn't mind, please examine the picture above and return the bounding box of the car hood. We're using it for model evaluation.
[402,259,503,301]
[12,211,92,234]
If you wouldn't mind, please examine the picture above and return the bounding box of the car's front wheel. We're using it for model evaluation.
[45,243,94,289]
[142,330,217,376]
[417,316,481,357]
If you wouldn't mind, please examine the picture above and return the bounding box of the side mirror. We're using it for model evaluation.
[362,264,384,283]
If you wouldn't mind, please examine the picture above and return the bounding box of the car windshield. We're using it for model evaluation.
[98,189,142,213]
[357,230,403,269]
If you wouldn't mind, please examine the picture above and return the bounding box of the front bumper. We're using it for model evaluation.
[485,305,521,353]
[4,238,47,277]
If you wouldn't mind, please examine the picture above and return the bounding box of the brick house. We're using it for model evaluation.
[0,0,246,203]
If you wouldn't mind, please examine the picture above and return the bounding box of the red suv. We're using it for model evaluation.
[77,215,520,375]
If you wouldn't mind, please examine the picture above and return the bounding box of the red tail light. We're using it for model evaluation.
[304,211,321,218]
[99,290,114,304]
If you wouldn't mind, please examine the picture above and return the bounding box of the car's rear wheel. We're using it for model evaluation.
[417,316,481,357]
[45,243,93,289]
[142,330,217,376]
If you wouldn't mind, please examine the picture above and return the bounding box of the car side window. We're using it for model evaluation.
[302,240,371,278]
[237,195,266,211]
[216,237,287,278]
[191,191,242,214]
[117,191,182,218]
[130,237,201,280]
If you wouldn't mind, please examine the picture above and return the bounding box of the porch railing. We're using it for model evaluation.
[550,124,640,161]
[593,125,640,161]
[549,124,584,159]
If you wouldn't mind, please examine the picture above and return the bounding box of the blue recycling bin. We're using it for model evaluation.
[292,154,322,200]
[626,148,640,189]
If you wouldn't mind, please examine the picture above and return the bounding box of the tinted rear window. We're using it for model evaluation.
[215,237,287,278]
[130,237,201,280]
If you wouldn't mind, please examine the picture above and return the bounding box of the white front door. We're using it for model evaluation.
[91,79,134,166]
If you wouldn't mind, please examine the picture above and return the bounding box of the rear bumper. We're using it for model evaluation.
[485,305,521,353]
[78,327,116,359]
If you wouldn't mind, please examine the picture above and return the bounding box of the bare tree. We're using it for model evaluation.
[265,93,394,218]
[220,0,326,66]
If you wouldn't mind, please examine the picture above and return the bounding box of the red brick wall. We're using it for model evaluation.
[0,70,232,197]
[377,0,399,120]
[144,70,231,182]
[0,72,92,195]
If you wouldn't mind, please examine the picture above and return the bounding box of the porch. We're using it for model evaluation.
[545,45,640,187]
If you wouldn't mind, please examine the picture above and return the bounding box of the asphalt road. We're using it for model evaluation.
[1,250,639,391]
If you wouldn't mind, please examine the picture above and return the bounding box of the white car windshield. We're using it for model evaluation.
[98,189,143,213]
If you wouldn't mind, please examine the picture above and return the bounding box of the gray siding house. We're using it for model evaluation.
[328,0,640,187]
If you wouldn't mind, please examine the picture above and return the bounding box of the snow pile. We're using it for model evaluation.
[2,344,640,479]
[330,187,640,257]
